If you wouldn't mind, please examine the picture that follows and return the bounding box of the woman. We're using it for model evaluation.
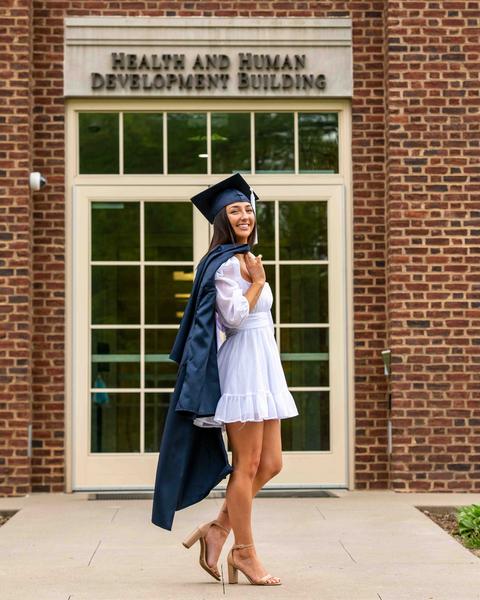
[182,173,299,586]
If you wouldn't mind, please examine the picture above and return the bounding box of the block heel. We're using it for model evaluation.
[226,542,282,586]
[182,519,230,582]
[227,558,238,584]
[182,526,203,549]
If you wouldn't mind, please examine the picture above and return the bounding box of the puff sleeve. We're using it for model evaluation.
[214,259,250,328]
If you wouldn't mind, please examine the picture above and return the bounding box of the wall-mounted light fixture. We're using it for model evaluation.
[381,349,392,457]
[29,172,47,191]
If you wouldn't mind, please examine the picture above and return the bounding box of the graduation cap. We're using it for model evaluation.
[190,173,259,244]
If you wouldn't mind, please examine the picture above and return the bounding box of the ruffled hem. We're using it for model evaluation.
[216,389,299,422]
[193,389,299,429]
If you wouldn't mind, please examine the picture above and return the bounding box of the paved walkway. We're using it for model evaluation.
[1,490,480,600]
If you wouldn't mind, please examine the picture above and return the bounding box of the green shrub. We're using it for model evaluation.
[456,504,480,549]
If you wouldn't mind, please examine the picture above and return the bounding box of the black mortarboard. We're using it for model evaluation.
[190,173,259,244]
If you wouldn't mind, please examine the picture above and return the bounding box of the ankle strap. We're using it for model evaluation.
[211,520,230,534]
[232,542,254,549]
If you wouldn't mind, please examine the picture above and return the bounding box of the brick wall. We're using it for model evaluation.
[384,2,480,491]
[15,0,477,494]
[6,0,390,494]
[0,0,34,495]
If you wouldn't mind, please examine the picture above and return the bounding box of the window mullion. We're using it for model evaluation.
[294,111,299,174]
[140,199,145,453]
[163,111,168,175]
[119,111,124,175]
[207,111,212,175]
[250,112,255,174]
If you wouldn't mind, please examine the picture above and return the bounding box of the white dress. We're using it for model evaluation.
[193,255,299,431]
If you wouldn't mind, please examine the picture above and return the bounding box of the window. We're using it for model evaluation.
[78,111,339,175]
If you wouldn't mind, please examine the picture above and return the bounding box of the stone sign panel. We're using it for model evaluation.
[64,17,353,98]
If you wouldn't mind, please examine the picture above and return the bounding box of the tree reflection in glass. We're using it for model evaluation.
[167,113,207,174]
[255,112,294,173]
[124,112,163,174]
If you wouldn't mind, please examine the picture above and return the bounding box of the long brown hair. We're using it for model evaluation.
[198,205,257,263]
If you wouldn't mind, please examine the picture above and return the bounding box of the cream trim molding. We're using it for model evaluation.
[64,17,353,98]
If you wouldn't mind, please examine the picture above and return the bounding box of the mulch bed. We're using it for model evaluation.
[419,506,480,559]
[0,513,15,528]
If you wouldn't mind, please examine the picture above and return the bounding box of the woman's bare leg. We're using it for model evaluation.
[217,418,282,524]
[225,421,264,542]
[205,419,282,582]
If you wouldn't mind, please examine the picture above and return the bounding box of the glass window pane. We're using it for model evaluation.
[299,113,338,173]
[92,202,139,261]
[145,393,171,452]
[280,265,328,324]
[145,266,194,324]
[91,329,140,388]
[255,112,294,173]
[211,112,251,173]
[167,113,207,174]
[92,266,140,325]
[144,203,193,261]
[281,392,329,451]
[279,201,328,260]
[124,113,163,174]
[254,201,275,261]
[79,112,119,174]
[91,392,140,452]
[281,328,329,387]
[145,329,179,389]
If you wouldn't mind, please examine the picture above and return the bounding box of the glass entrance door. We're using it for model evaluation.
[223,182,348,487]
[72,183,348,490]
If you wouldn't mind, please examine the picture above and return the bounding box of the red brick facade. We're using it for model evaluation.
[0,1,478,496]
[384,1,480,491]
[1,0,34,495]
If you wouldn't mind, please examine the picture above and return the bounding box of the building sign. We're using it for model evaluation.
[91,52,326,92]
[65,17,352,98]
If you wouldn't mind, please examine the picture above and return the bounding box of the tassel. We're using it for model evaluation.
[250,186,258,245]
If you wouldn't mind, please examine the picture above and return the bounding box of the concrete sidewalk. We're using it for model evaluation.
[0,490,479,600]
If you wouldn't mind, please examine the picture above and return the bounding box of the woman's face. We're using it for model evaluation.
[226,201,255,243]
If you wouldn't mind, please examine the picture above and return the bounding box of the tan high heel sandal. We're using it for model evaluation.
[182,519,230,581]
[227,542,282,586]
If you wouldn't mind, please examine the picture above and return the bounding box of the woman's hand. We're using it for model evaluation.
[244,252,266,285]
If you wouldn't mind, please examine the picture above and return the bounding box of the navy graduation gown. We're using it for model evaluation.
[151,242,250,530]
